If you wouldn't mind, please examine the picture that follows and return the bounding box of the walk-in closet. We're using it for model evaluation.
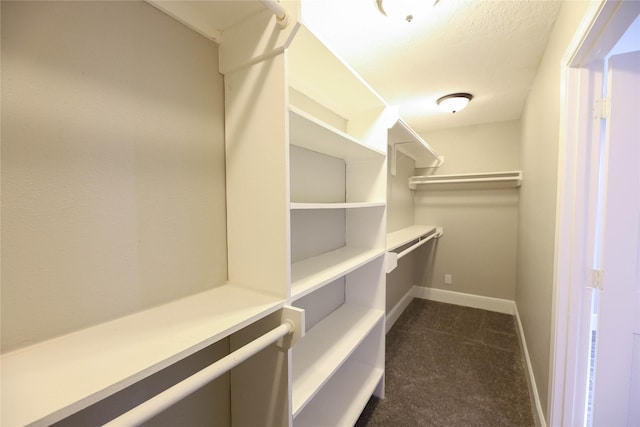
[4,0,637,426]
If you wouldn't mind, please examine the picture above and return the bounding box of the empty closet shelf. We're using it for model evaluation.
[104,320,296,427]
[293,360,383,427]
[291,304,384,417]
[1,284,283,427]
[409,171,522,189]
[388,117,444,176]
[386,226,443,273]
[289,106,385,160]
[291,247,385,300]
[290,202,385,210]
[386,225,439,252]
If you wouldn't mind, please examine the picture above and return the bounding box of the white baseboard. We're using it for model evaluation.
[385,286,416,334]
[414,286,515,314]
[514,305,546,427]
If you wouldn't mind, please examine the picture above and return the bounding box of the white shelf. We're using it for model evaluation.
[291,304,384,417]
[1,284,283,427]
[288,27,387,120]
[387,225,439,252]
[289,106,385,160]
[409,171,523,189]
[291,247,385,300]
[388,117,443,171]
[293,360,383,427]
[290,202,385,210]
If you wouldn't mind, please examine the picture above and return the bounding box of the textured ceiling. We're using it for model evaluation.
[301,0,563,132]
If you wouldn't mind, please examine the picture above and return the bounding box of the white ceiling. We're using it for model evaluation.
[150,0,563,133]
[301,0,563,132]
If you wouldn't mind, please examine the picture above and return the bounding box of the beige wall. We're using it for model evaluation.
[386,152,419,311]
[387,148,416,233]
[515,1,593,422]
[420,120,521,176]
[1,2,230,423]
[1,0,227,353]
[413,120,521,300]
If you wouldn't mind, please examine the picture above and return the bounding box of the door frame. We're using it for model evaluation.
[550,1,640,426]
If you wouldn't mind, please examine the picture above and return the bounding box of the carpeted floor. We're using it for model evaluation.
[356,299,535,426]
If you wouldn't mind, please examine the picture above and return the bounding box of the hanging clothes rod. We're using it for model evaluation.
[260,0,290,28]
[386,227,443,273]
[409,171,522,189]
[397,230,440,260]
[103,321,294,427]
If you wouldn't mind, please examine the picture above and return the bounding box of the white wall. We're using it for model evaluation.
[414,120,521,300]
[387,149,416,234]
[386,151,420,312]
[420,120,521,176]
[1,1,227,352]
[516,1,594,422]
[1,2,230,423]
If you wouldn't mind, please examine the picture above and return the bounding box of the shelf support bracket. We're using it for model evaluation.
[277,305,305,349]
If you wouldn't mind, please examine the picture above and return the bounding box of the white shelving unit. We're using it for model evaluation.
[219,4,390,424]
[291,246,385,299]
[4,2,394,425]
[293,358,384,427]
[1,284,283,427]
[409,171,523,189]
[291,304,384,417]
[285,22,389,426]
[388,117,443,176]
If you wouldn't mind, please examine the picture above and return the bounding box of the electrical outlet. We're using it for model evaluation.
[444,274,453,285]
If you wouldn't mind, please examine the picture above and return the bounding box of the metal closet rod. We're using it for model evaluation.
[103,321,294,427]
[260,0,290,28]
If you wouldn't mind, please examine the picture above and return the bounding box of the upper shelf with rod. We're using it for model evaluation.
[1,284,286,427]
[388,116,444,176]
[409,171,523,190]
[385,225,443,273]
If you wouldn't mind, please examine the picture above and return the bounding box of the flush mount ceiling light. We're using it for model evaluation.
[436,93,473,113]
[376,0,439,23]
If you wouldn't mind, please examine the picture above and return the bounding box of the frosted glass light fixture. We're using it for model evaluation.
[436,93,473,113]
[376,0,439,23]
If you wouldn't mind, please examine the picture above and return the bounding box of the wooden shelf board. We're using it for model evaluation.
[291,247,385,300]
[1,284,283,427]
[291,304,384,417]
[289,106,385,160]
[293,360,383,427]
[386,225,439,252]
[290,202,385,210]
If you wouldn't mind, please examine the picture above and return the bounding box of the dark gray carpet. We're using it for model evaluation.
[356,299,535,426]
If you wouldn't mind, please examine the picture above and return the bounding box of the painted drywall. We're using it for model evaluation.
[1,2,230,422]
[386,148,419,312]
[413,120,521,300]
[418,120,521,176]
[1,0,227,352]
[515,1,593,422]
[387,147,416,233]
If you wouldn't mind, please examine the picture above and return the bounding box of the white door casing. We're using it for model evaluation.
[591,50,640,427]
